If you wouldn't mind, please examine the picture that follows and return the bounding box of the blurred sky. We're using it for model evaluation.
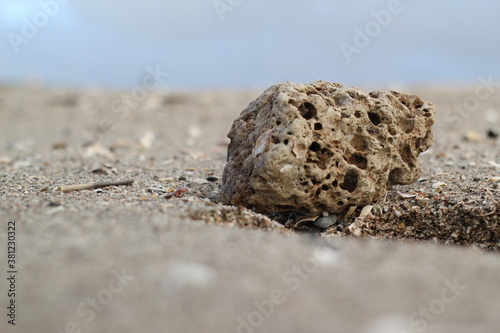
[1,0,500,89]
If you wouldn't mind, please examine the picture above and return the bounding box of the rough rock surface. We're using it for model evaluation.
[221,80,435,214]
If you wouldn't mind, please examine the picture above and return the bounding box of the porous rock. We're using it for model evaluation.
[221,80,435,215]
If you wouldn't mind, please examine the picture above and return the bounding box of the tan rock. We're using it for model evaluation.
[221,80,435,214]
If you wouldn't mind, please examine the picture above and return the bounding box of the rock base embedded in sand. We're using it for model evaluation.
[221,80,435,215]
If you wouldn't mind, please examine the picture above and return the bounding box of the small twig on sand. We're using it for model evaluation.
[60,179,134,192]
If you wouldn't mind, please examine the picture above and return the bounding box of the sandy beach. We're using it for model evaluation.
[0,84,499,333]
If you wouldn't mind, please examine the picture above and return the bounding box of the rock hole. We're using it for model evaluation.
[338,200,344,206]
[321,184,329,191]
[287,131,293,135]
[368,112,381,125]
[332,180,338,187]
[271,135,280,144]
[420,132,431,148]
[413,97,424,108]
[354,111,363,118]
[320,148,333,157]
[288,99,300,108]
[309,141,321,152]
[400,99,410,107]
[347,90,359,99]
[348,155,367,169]
[325,174,331,180]
[314,123,323,130]
[298,102,317,120]
[315,188,322,196]
[341,113,350,119]
[350,134,367,151]
[276,120,282,125]
[340,169,358,193]
[277,205,296,210]
[388,168,404,186]
[402,119,415,134]
[422,108,432,117]
[284,139,289,145]
[415,138,421,150]
[300,181,308,187]
[400,145,414,168]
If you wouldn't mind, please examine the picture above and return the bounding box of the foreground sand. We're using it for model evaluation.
[0,85,499,332]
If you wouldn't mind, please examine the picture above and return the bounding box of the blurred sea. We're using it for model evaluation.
[1,0,500,89]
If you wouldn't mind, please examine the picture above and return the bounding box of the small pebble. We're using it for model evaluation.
[488,177,500,183]
[160,177,175,182]
[488,161,500,168]
[371,205,383,214]
[206,176,218,182]
[464,131,482,143]
[432,182,447,192]
[415,197,430,207]
[178,176,187,181]
[313,214,337,228]
[397,191,416,199]
[192,178,209,185]
[139,131,155,149]
[52,142,68,150]
[358,205,374,219]
[145,185,168,193]
[487,129,499,139]
[13,160,32,168]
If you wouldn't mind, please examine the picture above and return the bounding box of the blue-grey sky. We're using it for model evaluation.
[1,0,500,88]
